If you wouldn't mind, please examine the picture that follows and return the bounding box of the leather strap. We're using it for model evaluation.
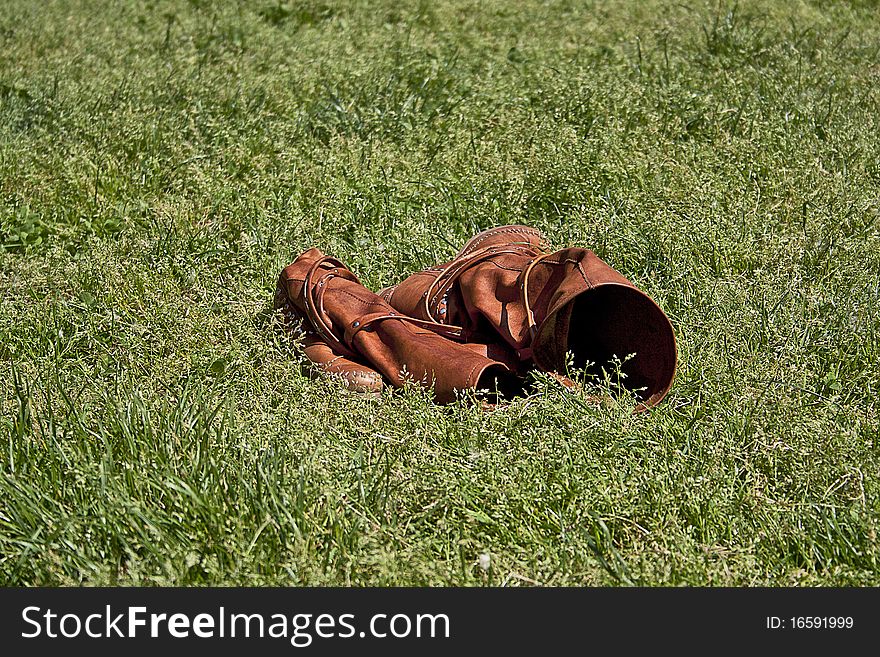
[302,256,465,355]
[348,313,464,342]
[420,242,551,359]
[302,256,362,360]
[520,252,556,341]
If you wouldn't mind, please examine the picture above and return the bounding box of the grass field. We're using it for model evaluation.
[1,0,879,586]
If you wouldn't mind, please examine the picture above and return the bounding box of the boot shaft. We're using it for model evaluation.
[277,248,518,403]
[380,226,677,409]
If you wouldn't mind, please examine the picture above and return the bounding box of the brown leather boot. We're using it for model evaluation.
[274,248,520,403]
[379,226,677,409]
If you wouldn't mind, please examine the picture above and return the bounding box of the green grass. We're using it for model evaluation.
[1,0,878,585]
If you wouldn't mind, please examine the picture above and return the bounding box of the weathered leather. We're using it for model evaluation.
[379,226,677,409]
[275,248,519,403]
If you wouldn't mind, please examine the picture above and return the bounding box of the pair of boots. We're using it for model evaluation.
[274,225,677,409]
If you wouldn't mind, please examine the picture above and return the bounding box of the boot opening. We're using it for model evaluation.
[566,286,676,407]
[474,366,524,403]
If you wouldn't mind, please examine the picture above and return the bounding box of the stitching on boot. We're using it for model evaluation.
[321,356,381,384]
[335,289,389,309]
[462,227,544,256]
[466,362,482,388]
[379,284,399,302]
[349,370,382,384]
[575,260,592,287]
[525,256,591,281]
[327,366,382,384]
